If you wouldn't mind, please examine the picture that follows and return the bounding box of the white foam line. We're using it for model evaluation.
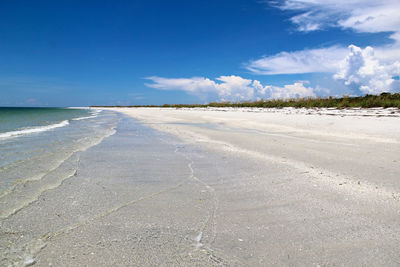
[71,115,97,121]
[71,109,103,121]
[0,120,69,140]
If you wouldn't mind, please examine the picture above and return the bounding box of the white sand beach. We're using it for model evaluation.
[1,107,400,266]
[3,0,400,265]
[112,107,400,265]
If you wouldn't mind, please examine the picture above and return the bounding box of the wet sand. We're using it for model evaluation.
[1,108,400,266]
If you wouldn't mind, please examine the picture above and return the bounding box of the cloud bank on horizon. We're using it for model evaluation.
[146,0,400,101]
[145,75,316,101]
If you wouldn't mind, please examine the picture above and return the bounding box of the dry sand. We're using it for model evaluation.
[2,107,400,266]
[111,107,400,265]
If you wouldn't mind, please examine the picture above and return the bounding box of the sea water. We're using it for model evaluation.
[0,107,119,218]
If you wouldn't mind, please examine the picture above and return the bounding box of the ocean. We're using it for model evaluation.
[0,107,119,218]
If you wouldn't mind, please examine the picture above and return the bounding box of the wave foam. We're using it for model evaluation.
[72,115,97,121]
[0,120,69,140]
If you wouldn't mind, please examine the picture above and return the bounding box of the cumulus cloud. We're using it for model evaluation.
[334,45,400,94]
[247,43,400,94]
[145,75,254,101]
[246,45,400,76]
[146,2,400,99]
[145,76,316,101]
[249,0,400,76]
[267,82,316,99]
[246,0,400,95]
[215,75,255,100]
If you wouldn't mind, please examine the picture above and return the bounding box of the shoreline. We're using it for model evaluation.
[2,108,400,265]
[101,106,400,117]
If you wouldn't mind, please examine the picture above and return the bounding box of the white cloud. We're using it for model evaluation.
[215,75,255,100]
[266,82,316,99]
[146,1,400,99]
[273,0,400,38]
[338,2,400,35]
[245,1,400,95]
[334,45,400,94]
[246,46,348,74]
[246,45,400,76]
[249,0,400,76]
[251,79,315,99]
[144,76,217,94]
[247,44,400,94]
[145,76,316,101]
[145,75,254,101]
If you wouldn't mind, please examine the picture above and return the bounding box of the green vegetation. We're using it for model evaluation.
[92,93,400,109]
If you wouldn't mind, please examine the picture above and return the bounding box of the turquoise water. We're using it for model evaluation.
[0,108,120,216]
[0,107,93,137]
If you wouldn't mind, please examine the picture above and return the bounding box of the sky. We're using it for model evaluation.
[0,0,399,106]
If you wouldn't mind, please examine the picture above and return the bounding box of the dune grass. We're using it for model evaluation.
[92,92,400,109]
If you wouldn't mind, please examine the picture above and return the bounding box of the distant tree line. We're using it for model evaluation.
[91,92,400,109]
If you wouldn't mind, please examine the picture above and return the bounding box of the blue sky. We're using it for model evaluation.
[1,0,399,106]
